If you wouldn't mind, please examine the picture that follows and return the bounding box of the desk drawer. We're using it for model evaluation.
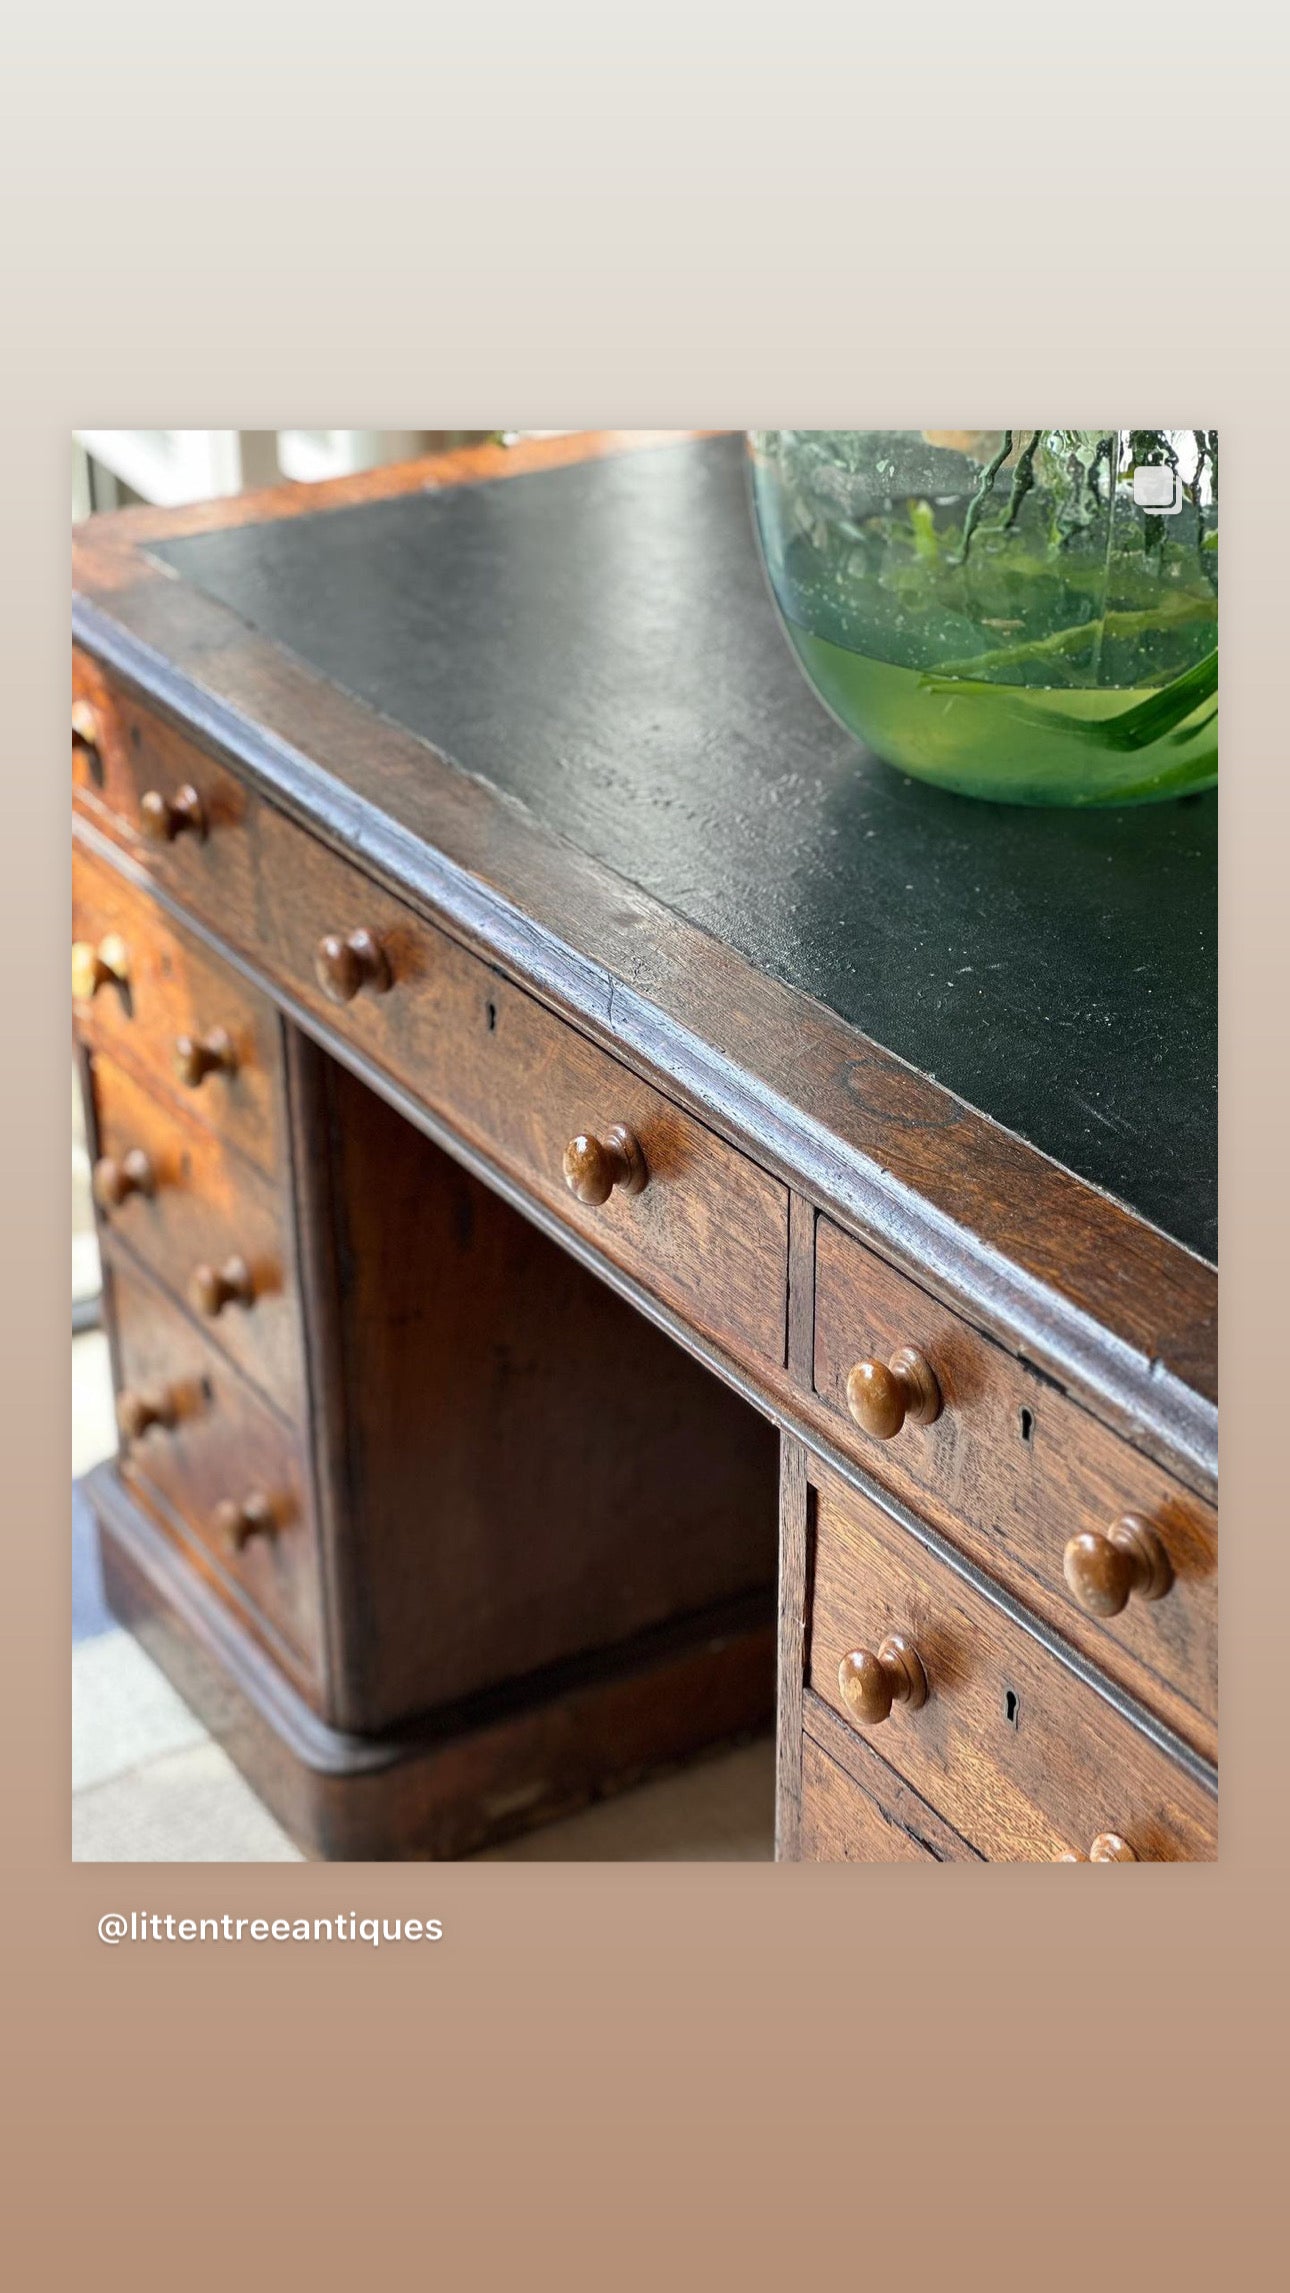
[807,1464,1216,1863]
[107,1254,321,1687]
[174,787,788,1371]
[89,1054,304,1422]
[72,840,282,1180]
[73,651,254,892]
[813,1216,1217,1761]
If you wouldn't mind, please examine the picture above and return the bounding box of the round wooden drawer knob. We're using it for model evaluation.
[173,1027,237,1088]
[562,1125,648,1206]
[1062,1514,1173,1618]
[213,1493,276,1550]
[190,1255,255,1318]
[845,1348,941,1441]
[1056,1835,1139,1863]
[140,784,206,844]
[92,1148,156,1212]
[313,927,392,1004]
[117,1384,177,1441]
[838,1634,928,1726]
[71,933,130,1003]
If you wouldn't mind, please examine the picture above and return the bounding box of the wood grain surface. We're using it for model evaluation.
[774,1437,810,1860]
[807,1463,1216,1862]
[73,643,253,875]
[76,792,790,1373]
[287,1038,780,1732]
[813,1215,1217,1757]
[799,1720,983,1863]
[72,838,283,1179]
[90,1052,305,1422]
[105,1251,322,1690]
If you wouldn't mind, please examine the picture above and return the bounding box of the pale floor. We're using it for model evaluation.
[72,1329,775,1863]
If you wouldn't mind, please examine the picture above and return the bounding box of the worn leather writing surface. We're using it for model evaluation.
[151,435,1217,1262]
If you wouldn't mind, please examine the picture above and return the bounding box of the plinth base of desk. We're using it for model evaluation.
[87,1463,776,1861]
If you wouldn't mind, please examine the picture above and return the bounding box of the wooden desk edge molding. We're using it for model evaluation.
[72,429,1217,1863]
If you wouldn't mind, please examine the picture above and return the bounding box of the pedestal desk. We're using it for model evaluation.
[71,431,1218,1861]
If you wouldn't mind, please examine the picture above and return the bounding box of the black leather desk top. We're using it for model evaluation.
[152,435,1217,1263]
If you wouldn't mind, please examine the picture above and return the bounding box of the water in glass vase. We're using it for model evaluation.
[786,625,1217,806]
[751,431,1218,808]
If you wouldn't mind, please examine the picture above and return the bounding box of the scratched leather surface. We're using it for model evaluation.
[152,435,1217,1262]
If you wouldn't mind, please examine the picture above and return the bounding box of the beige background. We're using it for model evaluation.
[3,10,1287,2284]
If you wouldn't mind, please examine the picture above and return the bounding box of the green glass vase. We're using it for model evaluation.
[748,430,1217,806]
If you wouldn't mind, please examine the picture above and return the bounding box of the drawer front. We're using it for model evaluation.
[807,1464,1216,1863]
[73,649,159,842]
[89,1054,304,1422]
[813,1217,1216,1760]
[800,1726,981,1863]
[72,840,282,1180]
[119,766,789,1371]
[73,651,255,893]
[107,1254,321,1686]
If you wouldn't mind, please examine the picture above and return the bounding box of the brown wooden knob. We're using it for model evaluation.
[313,927,392,1004]
[71,932,130,1003]
[1062,1514,1173,1618]
[838,1634,928,1727]
[92,1148,155,1212]
[173,1027,237,1088]
[117,1384,176,1441]
[140,784,206,843]
[1056,1834,1139,1863]
[189,1255,255,1318]
[213,1493,276,1551]
[845,1347,941,1440]
[562,1125,648,1205]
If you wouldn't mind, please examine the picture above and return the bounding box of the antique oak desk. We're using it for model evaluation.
[71,432,1218,1862]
